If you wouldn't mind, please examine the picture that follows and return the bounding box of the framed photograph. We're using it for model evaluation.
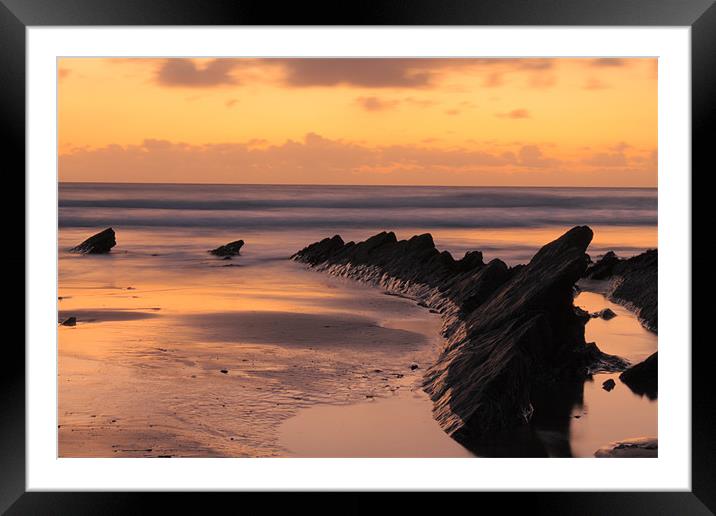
[5,0,713,512]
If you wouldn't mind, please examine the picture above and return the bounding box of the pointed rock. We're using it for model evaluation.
[209,240,244,257]
[70,228,116,254]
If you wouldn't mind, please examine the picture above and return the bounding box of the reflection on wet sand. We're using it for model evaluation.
[437,290,658,458]
[278,288,657,458]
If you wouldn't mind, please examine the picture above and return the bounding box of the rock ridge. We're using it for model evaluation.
[292,226,628,439]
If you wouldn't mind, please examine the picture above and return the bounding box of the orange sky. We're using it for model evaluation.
[58,58,657,187]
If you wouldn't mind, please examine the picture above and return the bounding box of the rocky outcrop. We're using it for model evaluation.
[69,227,116,254]
[209,240,244,257]
[594,437,657,458]
[584,249,657,332]
[620,351,657,399]
[584,251,619,279]
[293,226,627,441]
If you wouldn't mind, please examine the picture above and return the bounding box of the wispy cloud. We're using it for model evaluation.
[496,108,531,119]
[589,58,626,67]
[355,96,401,112]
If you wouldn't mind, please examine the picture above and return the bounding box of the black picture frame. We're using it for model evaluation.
[3,0,713,513]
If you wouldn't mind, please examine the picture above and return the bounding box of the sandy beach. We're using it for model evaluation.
[58,251,457,457]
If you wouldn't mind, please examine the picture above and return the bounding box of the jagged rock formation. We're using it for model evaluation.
[209,240,244,257]
[293,226,627,440]
[620,351,657,399]
[69,227,116,254]
[583,251,620,280]
[584,249,657,332]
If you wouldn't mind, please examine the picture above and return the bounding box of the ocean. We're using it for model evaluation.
[59,183,657,264]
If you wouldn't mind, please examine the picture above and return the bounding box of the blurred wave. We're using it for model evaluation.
[59,183,656,230]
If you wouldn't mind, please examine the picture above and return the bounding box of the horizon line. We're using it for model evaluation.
[58,181,657,190]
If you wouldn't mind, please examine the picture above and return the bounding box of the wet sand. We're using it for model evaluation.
[58,253,450,457]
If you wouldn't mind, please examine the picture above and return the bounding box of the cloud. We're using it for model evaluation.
[355,96,400,112]
[584,153,628,167]
[271,58,436,88]
[59,135,657,186]
[260,58,557,89]
[583,143,631,167]
[156,59,242,87]
[497,108,531,119]
[517,145,559,168]
[148,57,568,91]
[590,58,626,67]
[59,133,534,184]
[225,99,239,108]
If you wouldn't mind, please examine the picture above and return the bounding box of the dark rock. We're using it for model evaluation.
[582,249,657,332]
[594,437,657,457]
[293,226,628,440]
[574,306,591,321]
[596,308,617,320]
[410,364,419,370]
[209,240,244,257]
[70,227,116,254]
[610,250,657,331]
[61,316,77,327]
[620,352,657,399]
[220,369,229,374]
[602,378,616,391]
[583,251,619,279]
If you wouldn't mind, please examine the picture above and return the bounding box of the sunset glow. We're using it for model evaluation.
[58,57,657,186]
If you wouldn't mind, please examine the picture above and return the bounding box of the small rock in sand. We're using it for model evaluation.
[602,378,616,391]
[597,308,617,320]
[410,363,419,370]
[220,369,229,374]
[61,316,77,327]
